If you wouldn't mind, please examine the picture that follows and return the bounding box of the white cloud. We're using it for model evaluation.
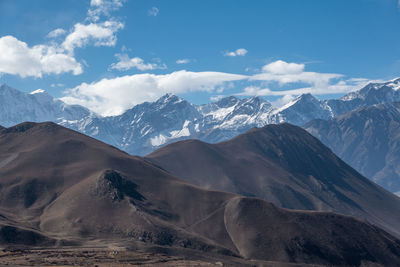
[88,0,125,21]
[271,95,295,108]
[262,60,304,74]
[148,7,159,16]
[0,0,126,79]
[50,83,65,88]
[234,60,371,97]
[236,86,278,97]
[62,21,124,54]
[47,28,67,38]
[0,35,82,78]
[237,80,368,97]
[224,48,248,57]
[210,95,225,102]
[176,58,190,64]
[62,70,248,116]
[110,54,166,71]
[251,60,343,87]
[90,0,103,6]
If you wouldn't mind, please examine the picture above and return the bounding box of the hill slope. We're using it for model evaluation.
[147,123,400,238]
[1,122,400,265]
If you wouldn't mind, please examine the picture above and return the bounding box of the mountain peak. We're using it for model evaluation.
[387,78,400,91]
[213,95,239,108]
[0,83,19,94]
[156,93,183,104]
[297,93,316,101]
[30,89,46,95]
[247,95,263,102]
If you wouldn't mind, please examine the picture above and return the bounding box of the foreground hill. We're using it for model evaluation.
[0,122,400,265]
[305,102,400,194]
[147,123,400,238]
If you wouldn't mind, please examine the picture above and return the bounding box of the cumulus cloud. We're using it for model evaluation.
[0,0,126,79]
[62,70,248,116]
[62,21,124,54]
[271,94,295,108]
[234,60,370,97]
[72,0,125,52]
[224,48,248,57]
[47,28,67,38]
[110,54,166,71]
[250,60,343,88]
[88,0,125,21]
[176,58,190,64]
[262,60,304,74]
[237,80,368,97]
[148,7,159,16]
[210,95,225,102]
[0,36,82,78]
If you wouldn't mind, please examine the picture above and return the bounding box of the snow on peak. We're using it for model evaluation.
[387,79,400,91]
[30,89,46,94]
[272,93,314,114]
[157,93,184,105]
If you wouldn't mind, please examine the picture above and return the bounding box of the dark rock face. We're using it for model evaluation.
[93,170,145,202]
[305,102,400,193]
[0,225,55,246]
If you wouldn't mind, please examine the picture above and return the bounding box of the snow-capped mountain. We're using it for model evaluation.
[267,78,400,126]
[105,94,202,155]
[1,78,400,155]
[0,84,94,127]
[268,93,333,125]
[73,94,275,155]
[196,96,274,143]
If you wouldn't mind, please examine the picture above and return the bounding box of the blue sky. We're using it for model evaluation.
[0,0,400,116]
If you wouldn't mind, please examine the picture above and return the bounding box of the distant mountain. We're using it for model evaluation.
[305,102,400,193]
[268,78,400,125]
[268,93,333,125]
[147,123,400,238]
[1,122,400,266]
[1,78,400,155]
[0,84,93,127]
[76,77,400,155]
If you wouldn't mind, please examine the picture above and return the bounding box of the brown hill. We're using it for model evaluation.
[147,123,400,238]
[1,122,400,266]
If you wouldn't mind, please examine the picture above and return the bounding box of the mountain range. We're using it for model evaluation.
[1,78,400,156]
[1,122,400,266]
[1,78,400,197]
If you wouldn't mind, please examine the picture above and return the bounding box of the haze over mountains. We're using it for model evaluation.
[1,122,400,266]
[305,102,400,195]
[1,78,400,156]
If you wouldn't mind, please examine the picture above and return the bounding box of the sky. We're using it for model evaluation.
[0,0,400,116]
